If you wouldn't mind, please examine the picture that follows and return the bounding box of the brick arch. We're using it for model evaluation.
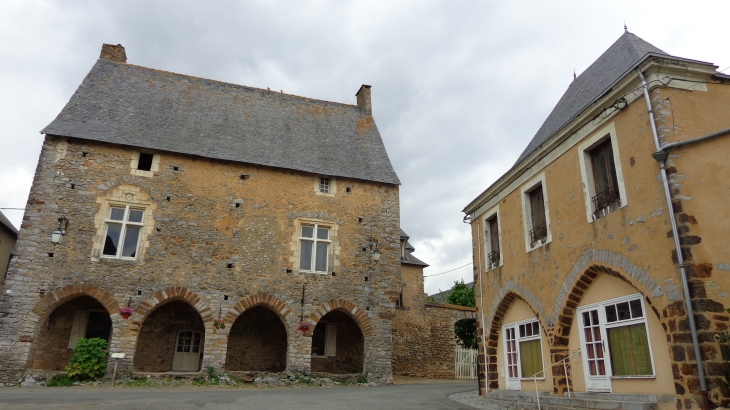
[30,284,120,320]
[223,293,293,327]
[484,291,546,390]
[134,287,213,323]
[308,299,375,338]
[551,259,662,396]
[98,175,161,200]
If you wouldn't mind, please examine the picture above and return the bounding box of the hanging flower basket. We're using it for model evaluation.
[119,305,134,319]
[297,321,312,332]
[214,318,226,330]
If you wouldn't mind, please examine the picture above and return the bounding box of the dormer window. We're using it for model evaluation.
[320,177,330,193]
[314,176,336,196]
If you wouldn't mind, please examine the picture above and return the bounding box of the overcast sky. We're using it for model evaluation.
[1,0,729,294]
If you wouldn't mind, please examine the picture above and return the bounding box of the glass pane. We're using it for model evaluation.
[519,324,525,338]
[630,300,643,318]
[617,302,631,320]
[102,224,122,256]
[299,241,313,270]
[593,327,602,342]
[591,310,599,325]
[317,227,329,240]
[582,311,591,327]
[301,226,313,238]
[128,209,144,223]
[109,207,125,221]
[532,322,539,335]
[585,326,593,343]
[315,242,328,272]
[605,305,617,322]
[589,360,597,375]
[608,324,652,376]
[122,226,141,257]
[519,339,542,377]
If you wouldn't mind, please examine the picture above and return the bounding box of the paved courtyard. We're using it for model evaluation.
[0,380,478,410]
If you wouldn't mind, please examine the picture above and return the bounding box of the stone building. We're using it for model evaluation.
[0,211,18,295]
[0,44,405,384]
[463,32,730,408]
[392,229,477,379]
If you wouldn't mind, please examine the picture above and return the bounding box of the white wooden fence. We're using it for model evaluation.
[455,347,478,380]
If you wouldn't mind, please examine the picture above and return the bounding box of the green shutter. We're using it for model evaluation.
[608,323,652,376]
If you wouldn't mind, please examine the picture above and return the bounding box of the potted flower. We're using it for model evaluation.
[297,321,312,332]
[213,318,226,330]
[119,305,134,319]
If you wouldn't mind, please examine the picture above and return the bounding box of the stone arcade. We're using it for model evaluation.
[0,44,405,383]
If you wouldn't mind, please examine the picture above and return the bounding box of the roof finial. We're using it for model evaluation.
[573,69,576,81]
[624,22,628,33]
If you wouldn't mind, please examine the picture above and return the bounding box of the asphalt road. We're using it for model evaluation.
[0,381,478,410]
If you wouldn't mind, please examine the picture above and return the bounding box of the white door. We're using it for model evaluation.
[504,327,521,390]
[171,331,202,372]
[578,308,612,392]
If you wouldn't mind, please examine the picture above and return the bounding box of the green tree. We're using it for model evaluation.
[447,280,477,349]
[65,338,108,381]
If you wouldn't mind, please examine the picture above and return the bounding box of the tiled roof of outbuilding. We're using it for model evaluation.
[514,32,671,165]
[42,59,400,185]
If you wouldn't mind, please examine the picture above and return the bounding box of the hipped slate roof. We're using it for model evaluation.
[399,229,429,267]
[42,59,400,185]
[514,32,671,165]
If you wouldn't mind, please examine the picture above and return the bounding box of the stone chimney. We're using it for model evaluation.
[100,44,127,63]
[356,84,372,115]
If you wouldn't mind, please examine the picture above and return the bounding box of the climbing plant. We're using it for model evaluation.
[65,338,109,381]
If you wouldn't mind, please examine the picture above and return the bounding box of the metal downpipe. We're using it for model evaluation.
[636,68,709,409]
[476,223,490,394]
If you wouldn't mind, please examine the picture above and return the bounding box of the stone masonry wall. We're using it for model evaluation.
[225,306,287,372]
[0,135,402,384]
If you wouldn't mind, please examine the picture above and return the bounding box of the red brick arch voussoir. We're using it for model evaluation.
[30,284,120,319]
[134,287,213,323]
[223,293,293,327]
[307,299,375,338]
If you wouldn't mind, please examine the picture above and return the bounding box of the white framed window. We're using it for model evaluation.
[503,318,545,389]
[578,122,628,223]
[578,294,655,392]
[102,205,145,259]
[314,176,336,196]
[520,173,551,252]
[130,152,160,178]
[483,205,502,270]
[299,223,332,273]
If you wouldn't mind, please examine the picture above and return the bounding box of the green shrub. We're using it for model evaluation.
[65,338,108,381]
[356,373,368,384]
[46,374,73,387]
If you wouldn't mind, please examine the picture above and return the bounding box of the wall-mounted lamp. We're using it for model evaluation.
[371,247,381,262]
[51,216,69,245]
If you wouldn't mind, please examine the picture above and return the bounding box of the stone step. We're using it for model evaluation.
[483,390,663,410]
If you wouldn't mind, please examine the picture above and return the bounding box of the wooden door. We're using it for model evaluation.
[171,330,202,372]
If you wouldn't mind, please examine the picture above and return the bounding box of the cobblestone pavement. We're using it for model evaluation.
[0,381,478,410]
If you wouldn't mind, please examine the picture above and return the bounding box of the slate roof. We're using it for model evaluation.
[42,59,400,185]
[514,32,672,165]
[0,211,18,236]
[399,229,429,267]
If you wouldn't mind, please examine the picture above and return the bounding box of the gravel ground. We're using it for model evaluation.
[449,391,492,409]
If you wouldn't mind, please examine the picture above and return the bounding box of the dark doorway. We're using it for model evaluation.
[310,310,363,374]
[226,306,287,372]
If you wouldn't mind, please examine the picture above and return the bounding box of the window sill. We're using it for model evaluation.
[526,238,551,253]
[297,270,330,276]
[486,262,502,272]
[610,375,655,379]
[94,256,140,264]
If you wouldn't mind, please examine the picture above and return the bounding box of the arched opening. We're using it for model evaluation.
[30,295,112,370]
[492,297,552,392]
[567,272,674,396]
[133,300,205,372]
[454,318,477,349]
[225,306,287,372]
[310,309,363,374]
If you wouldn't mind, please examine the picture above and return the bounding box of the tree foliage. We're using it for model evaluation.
[447,280,477,348]
[65,338,108,381]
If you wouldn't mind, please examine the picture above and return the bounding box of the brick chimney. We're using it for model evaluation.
[356,85,372,115]
[100,44,127,63]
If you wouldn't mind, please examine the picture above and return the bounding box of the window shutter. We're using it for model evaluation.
[68,311,89,349]
[325,323,337,357]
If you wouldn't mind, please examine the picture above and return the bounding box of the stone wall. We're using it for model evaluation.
[0,135,402,383]
[391,261,477,378]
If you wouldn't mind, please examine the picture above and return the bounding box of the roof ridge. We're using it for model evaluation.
[105,59,361,110]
